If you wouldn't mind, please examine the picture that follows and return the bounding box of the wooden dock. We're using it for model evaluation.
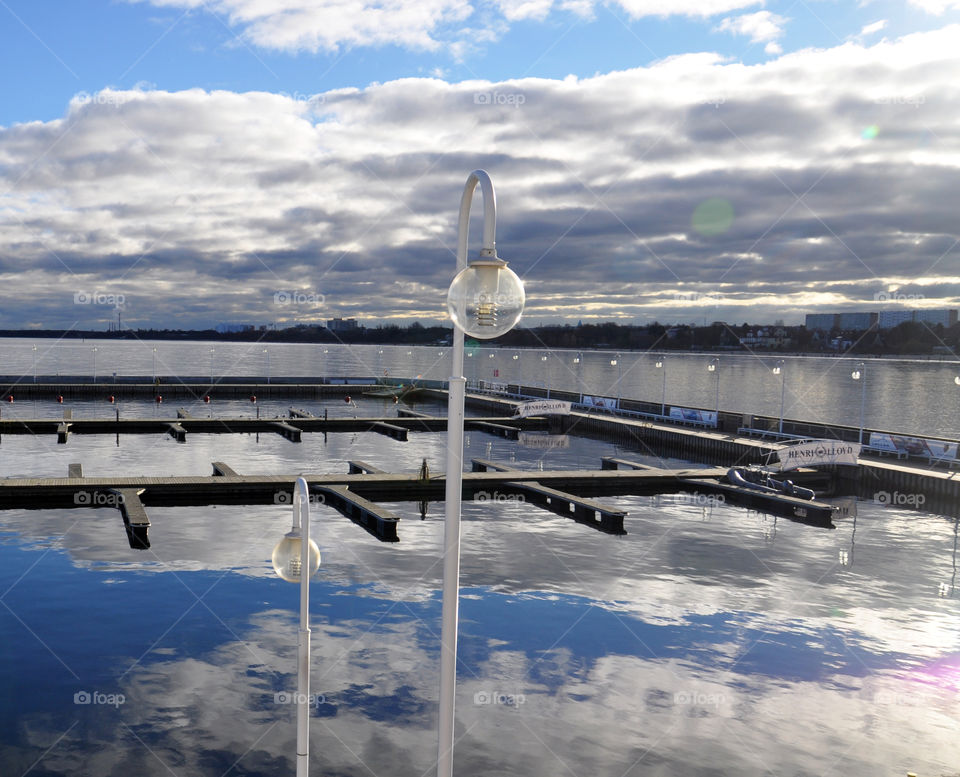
[0,414,540,441]
[472,458,627,534]
[0,453,842,551]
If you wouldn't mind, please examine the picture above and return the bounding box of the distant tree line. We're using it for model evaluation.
[1,319,958,355]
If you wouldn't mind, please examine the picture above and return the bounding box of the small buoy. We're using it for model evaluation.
[344,395,351,403]
[250,395,257,403]
[108,395,115,403]
[393,395,399,403]
[57,395,63,404]
[155,395,163,403]
[204,395,210,403]
[6,395,12,403]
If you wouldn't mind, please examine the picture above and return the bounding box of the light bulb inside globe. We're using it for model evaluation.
[272,531,321,583]
[851,370,861,380]
[447,257,524,339]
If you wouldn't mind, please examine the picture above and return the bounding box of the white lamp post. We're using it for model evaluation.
[851,361,866,445]
[512,352,521,396]
[32,345,37,383]
[707,357,720,426]
[92,346,98,382]
[440,170,525,777]
[264,347,271,384]
[540,352,550,399]
[655,355,666,417]
[209,347,215,384]
[152,346,157,382]
[573,351,583,396]
[611,353,621,404]
[272,477,321,777]
[773,359,786,435]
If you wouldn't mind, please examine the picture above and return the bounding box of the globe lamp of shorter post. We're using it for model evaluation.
[272,530,321,583]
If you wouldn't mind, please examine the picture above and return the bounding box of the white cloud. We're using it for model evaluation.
[715,10,789,45]
[613,0,761,18]
[135,0,765,54]
[859,19,888,37]
[2,26,960,327]
[908,0,960,12]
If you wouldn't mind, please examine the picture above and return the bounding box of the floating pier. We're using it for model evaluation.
[472,458,627,534]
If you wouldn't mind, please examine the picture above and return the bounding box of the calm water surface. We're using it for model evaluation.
[1,338,959,437]
[0,397,958,775]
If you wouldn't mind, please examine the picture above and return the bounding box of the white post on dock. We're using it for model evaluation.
[852,362,866,445]
[439,170,525,777]
[708,357,720,427]
[773,359,786,435]
[656,355,666,417]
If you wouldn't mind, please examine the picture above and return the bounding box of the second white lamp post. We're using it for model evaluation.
[272,477,321,777]
[439,170,525,777]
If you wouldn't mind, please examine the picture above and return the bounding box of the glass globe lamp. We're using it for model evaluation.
[447,256,524,339]
[272,530,321,583]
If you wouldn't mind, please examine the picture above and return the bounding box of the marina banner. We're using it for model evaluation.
[778,441,861,471]
[867,433,958,460]
[582,395,619,410]
[668,407,718,425]
[516,399,572,417]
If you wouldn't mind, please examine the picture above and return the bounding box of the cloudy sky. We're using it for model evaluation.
[1,0,959,330]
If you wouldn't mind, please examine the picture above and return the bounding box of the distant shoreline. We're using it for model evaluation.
[0,329,956,361]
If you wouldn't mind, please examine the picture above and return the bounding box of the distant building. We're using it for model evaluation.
[806,309,957,331]
[914,309,958,327]
[327,318,360,332]
[837,311,877,331]
[804,313,837,331]
[740,327,789,349]
[877,310,914,329]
